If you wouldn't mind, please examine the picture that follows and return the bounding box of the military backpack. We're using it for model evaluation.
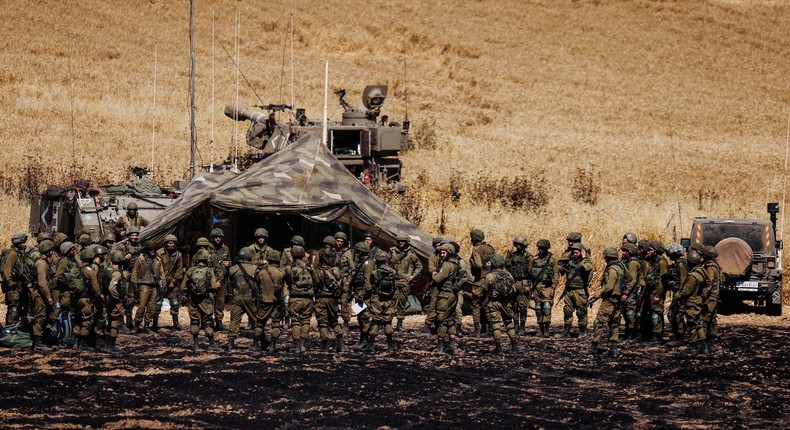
[489,270,517,299]
[374,265,397,297]
[190,267,211,295]
[319,266,343,297]
[290,264,315,296]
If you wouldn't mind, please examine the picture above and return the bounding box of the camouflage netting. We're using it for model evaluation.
[139,133,433,258]
[715,237,754,278]
[105,177,163,197]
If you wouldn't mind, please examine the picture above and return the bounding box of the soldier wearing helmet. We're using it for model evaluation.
[130,240,164,334]
[101,232,116,250]
[246,227,278,268]
[469,229,496,338]
[114,226,143,332]
[622,233,638,245]
[280,235,307,268]
[700,245,722,353]
[362,231,379,257]
[482,253,519,354]
[559,242,593,339]
[348,242,375,350]
[641,240,669,345]
[390,231,422,333]
[72,248,104,350]
[618,242,642,343]
[335,231,354,333]
[583,247,625,357]
[100,250,128,352]
[226,247,261,352]
[208,229,232,331]
[665,243,689,348]
[530,239,558,337]
[359,249,399,353]
[423,236,447,333]
[2,232,29,325]
[180,249,220,351]
[506,235,534,336]
[153,234,185,331]
[314,239,346,353]
[254,249,287,353]
[29,240,56,352]
[52,241,78,325]
[429,242,461,355]
[675,247,720,355]
[285,245,319,355]
[114,201,150,239]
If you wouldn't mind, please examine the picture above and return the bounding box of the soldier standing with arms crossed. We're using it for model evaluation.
[469,229,495,338]
[559,242,593,339]
[391,232,422,333]
[505,236,533,336]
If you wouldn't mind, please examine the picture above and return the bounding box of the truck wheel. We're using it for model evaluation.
[767,302,782,316]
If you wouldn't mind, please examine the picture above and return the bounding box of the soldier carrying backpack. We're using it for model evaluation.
[361,250,398,353]
[483,254,519,354]
[180,249,219,351]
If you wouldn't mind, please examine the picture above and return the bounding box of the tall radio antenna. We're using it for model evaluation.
[151,43,157,178]
[188,0,197,180]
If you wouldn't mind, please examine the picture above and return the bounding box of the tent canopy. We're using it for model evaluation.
[140,133,433,258]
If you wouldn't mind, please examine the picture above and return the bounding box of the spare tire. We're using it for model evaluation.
[715,237,753,278]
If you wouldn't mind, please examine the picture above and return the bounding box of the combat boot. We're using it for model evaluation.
[481,325,492,338]
[493,339,503,355]
[293,339,304,355]
[225,339,235,352]
[335,334,347,353]
[131,322,141,334]
[352,333,368,350]
[124,314,133,332]
[685,340,699,355]
[543,323,551,338]
[300,339,308,354]
[150,318,159,333]
[93,335,105,353]
[141,321,153,334]
[581,342,599,356]
[268,337,278,353]
[207,337,221,351]
[362,339,375,354]
[706,336,718,353]
[386,334,396,352]
[698,339,709,355]
[191,335,199,351]
[172,315,184,331]
[578,327,587,340]
[432,339,445,353]
[395,319,404,332]
[607,343,618,357]
[645,337,662,347]
[517,322,527,337]
[473,323,481,338]
[214,317,227,332]
[510,338,518,353]
[72,336,81,350]
[446,339,458,355]
[561,326,572,338]
[456,324,465,338]
[105,336,118,353]
[342,321,350,335]
[31,336,53,353]
[319,339,329,351]
[666,337,684,348]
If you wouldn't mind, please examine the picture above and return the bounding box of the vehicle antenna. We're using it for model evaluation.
[278,8,288,120]
[231,9,240,173]
[403,58,408,120]
[68,55,76,177]
[780,104,790,239]
[668,112,683,235]
[213,35,265,106]
[188,0,197,180]
[210,9,215,173]
[323,61,329,150]
[151,43,157,178]
[290,1,295,119]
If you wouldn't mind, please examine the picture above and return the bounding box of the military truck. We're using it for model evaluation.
[683,203,783,316]
[224,85,410,189]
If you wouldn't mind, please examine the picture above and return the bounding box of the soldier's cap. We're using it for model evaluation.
[11,232,28,245]
[254,228,269,238]
[194,249,210,262]
[126,202,139,210]
[470,229,485,242]
[210,228,225,238]
[196,237,210,247]
[602,247,619,259]
[78,234,93,246]
[164,234,178,244]
[649,240,665,255]
[374,249,389,263]
[322,236,336,246]
[333,231,348,241]
[701,245,718,260]
[440,243,455,255]
[80,248,96,261]
[126,226,141,235]
[39,240,55,254]
[267,250,282,263]
[362,231,375,239]
[237,247,253,262]
[566,232,582,242]
[291,235,306,246]
[354,242,370,254]
[291,245,306,259]
[637,239,651,250]
[620,243,638,255]
[536,239,551,249]
[60,241,75,255]
[490,253,506,269]
[665,243,684,256]
[396,232,410,243]
[570,242,585,251]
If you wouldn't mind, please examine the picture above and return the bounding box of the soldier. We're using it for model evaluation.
[676,248,716,355]
[210,228,231,331]
[665,243,689,347]
[130,241,163,334]
[101,232,116,251]
[73,248,103,350]
[314,237,345,351]
[363,250,399,353]
[423,237,445,333]
[101,250,127,352]
[700,246,722,353]
[181,249,219,351]
[226,247,260,351]
[531,239,557,337]
[281,235,307,267]
[362,231,380,257]
[390,232,422,333]
[91,245,109,344]
[2,232,30,325]
[349,242,374,350]
[114,202,150,238]
[558,232,582,263]
[54,241,78,326]
[469,229,495,338]
[483,254,519,354]
[155,235,185,330]
[76,234,93,254]
[583,247,625,357]
[247,228,276,266]
[30,240,55,352]
[622,232,638,245]
[505,236,534,336]
[335,231,354,333]
[633,239,651,341]
[642,241,669,345]
[115,225,143,331]
[431,243,462,355]
[619,242,642,342]
[450,241,473,337]
[254,250,287,353]
[559,242,593,338]
[285,245,318,354]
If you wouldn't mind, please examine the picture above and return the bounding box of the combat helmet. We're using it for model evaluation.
[603,247,619,259]
[126,202,139,210]
[291,246,306,259]
[566,232,582,243]
[110,250,125,264]
[94,246,108,256]
[237,247,253,262]
[60,241,76,255]
[396,232,410,243]
[374,249,389,263]
[101,232,117,243]
[622,233,638,245]
[334,231,348,241]
[39,240,55,254]
[665,243,684,257]
[126,226,140,235]
[290,235,306,247]
[470,229,485,243]
[210,228,225,238]
[621,243,638,256]
[254,228,269,238]
[11,232,28,245]
[687,249,702,265]
[649,240,665,255]
[536,239,551,250]
[490,253,506,269]
[322,236,336,246]
[440,243,455,255]
[194,249,211,262]
[196,237,210,248]
[570,242,585,251]
[79,248,96,261]
[513,236,528,246]
[164,234,178,244]
[354,242,370,254]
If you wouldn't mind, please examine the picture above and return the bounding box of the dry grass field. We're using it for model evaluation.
[2,0,790,427]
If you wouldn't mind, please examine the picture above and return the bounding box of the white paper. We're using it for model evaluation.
[351,302,367,315]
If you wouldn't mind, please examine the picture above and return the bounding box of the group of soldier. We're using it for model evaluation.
[1,202,719,357]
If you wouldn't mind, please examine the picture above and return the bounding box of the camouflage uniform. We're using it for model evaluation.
[181,251,219,350]
[226,253,260,349]
[285,246,318,354]
[531,240,558,337]
[101,252,127,351]
[315,251,345,352]
[484,256,518,353]
[113,204,149,238]
[390,234,422,331]
[2,234,29,325]
[348,243,374,349]
[30,245,54,351]
[666,254,689,345]
[642,241,669,344]
[74,249,103,349]
[505,238,534,336]
[423,238,444,331]
[431,243,460,354]
[113,232,142,329]
[619,243,642,342]
[585,248,624,357]
[210,240,231,331]
[364,251,399,352]
[54,243,79,323]
[130,247,163,333]
[701,257,722,352]
[254,251,286,353]
[154,238,185,330]
[469,230,495,337]
[560,243,593,337]
[338,244,355,330]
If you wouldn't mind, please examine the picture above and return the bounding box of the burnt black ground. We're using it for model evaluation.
[0,320,788,429]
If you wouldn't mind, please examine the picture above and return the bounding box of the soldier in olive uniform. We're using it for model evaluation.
[699,246,722,353]
[451,241,474,337]
[314,238,345,352]
[362,231,380,258]
[54,241,79,327]
[286,246,318,354]
[247,228,277,266]
[619,242,642,342]
[131,241,163,334]
[154,235,185,330]
[664,243,689,347]
[364,250,399,353]
[101,233,116,251]
[209,228,232,331]
[73,248,104,350]
[280,235,307,267]
[2,232,30,325]
[431,243,461,355]
[505,236,534,336]
[559,242,593,338]
[101,251,127,352]
[181,249,219,351]
[423,237,445,333]
[114,202,150,238]
[642,241,669,345]
[469,229,495,338]
[584,247,624,357]
[226,247,260,351]
[531,239,557,337]
[30,240,55,352]
[631,239,651,341]
[349,242,375,349]
[484,254,518,354]
[114,225,143,331]
[390,232,422,332]
[622,232,638,245]
[254,250,287,353]
[335,231,353,333]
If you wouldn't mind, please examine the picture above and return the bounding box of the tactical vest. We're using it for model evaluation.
[564,258,590,291]
[290,264,315,297]
[531,253,554,287]
[471,243,495,280]
[103,267,127,299]
[489,270,517,299]
[440,260,464,293]
[350,260,367,290]
[230,264,257,297]
[190,267,211,295]
[507,251,531,281]
[374,265,397,298]
[318,266,342,298]
[603,261,626,297]
[666,259,687,293]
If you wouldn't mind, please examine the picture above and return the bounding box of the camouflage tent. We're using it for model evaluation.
[140,133,433,258]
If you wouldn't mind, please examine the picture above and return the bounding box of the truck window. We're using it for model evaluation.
[693,223,774,255]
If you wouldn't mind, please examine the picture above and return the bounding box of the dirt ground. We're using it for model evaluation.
[0,305,788,430]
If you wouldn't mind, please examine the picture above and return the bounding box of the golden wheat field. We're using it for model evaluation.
[2,0,790,299]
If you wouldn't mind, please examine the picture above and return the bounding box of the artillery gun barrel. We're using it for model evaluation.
[224,104,267,123]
